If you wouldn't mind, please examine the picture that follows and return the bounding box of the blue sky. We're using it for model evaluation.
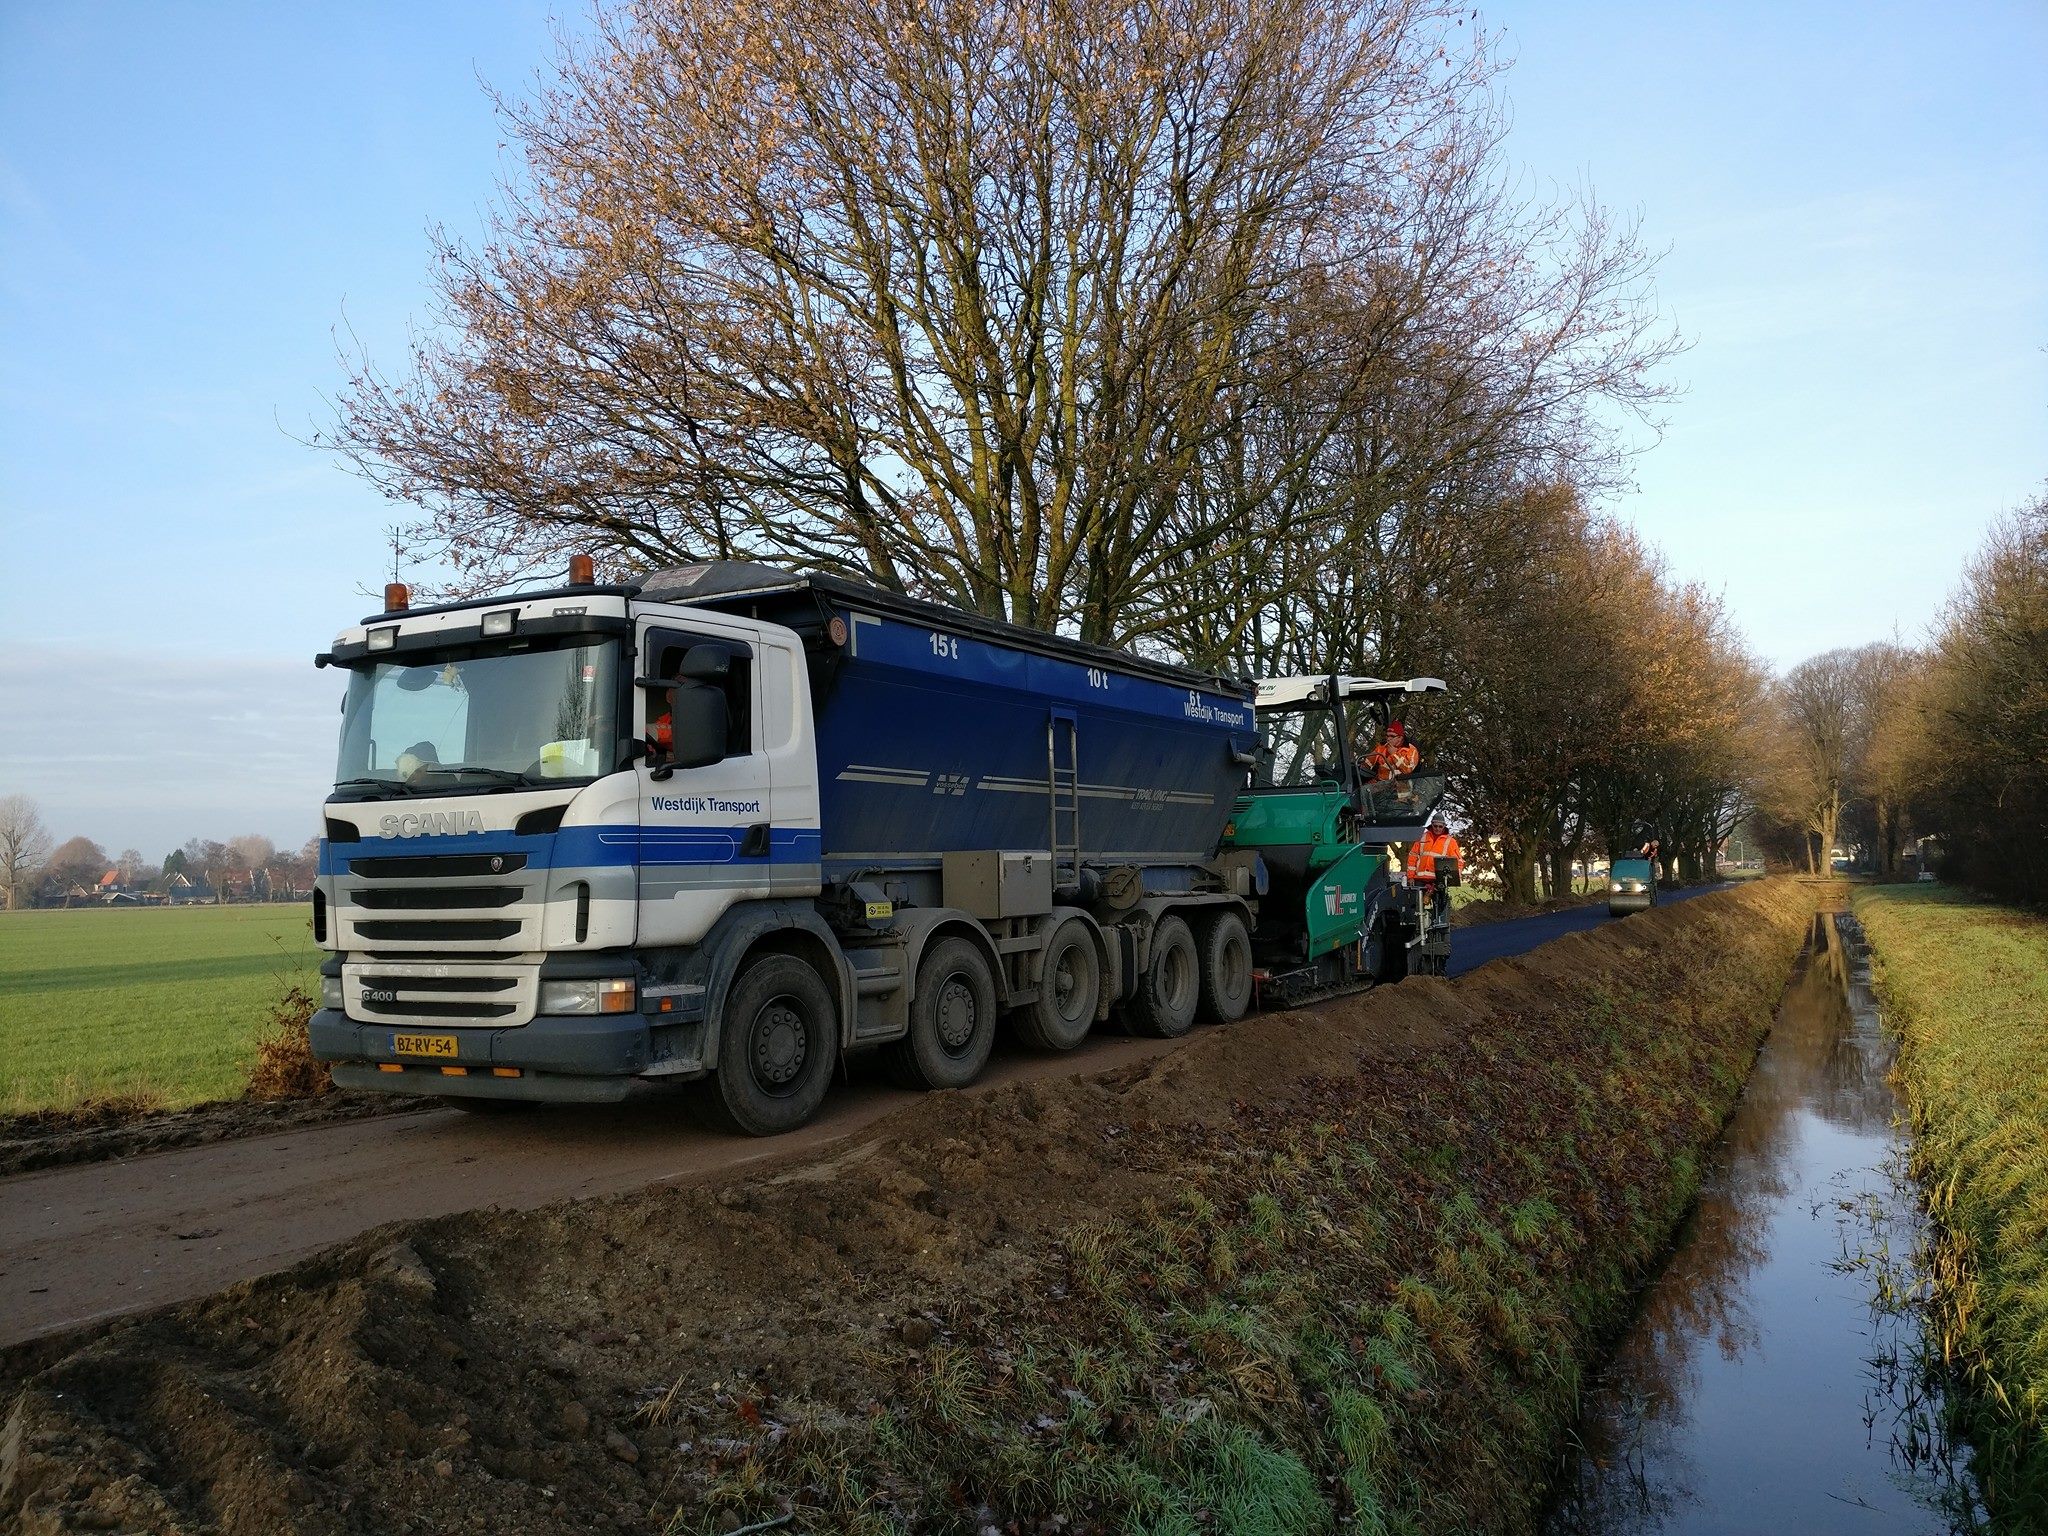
[1,0,2043,856]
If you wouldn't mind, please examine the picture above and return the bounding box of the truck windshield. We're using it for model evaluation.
[334,638,620,796]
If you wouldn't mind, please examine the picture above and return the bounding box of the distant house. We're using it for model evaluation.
[163,871,216,905]
[94,869,143,905]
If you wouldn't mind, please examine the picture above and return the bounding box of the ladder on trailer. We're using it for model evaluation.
[1048,711,1081,886]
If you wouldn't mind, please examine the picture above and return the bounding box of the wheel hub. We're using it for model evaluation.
[936,976,977,1052]
[753,1000,807,1087]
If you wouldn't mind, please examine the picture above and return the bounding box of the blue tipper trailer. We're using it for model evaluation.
[311,560,1272,1133]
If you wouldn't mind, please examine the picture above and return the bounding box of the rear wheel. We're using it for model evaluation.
[706,953,839,1135]
[888,937,997,1089]
[1127,915,1199,1038]
[1016,917,1101,1051]
[1195,909,1254,1024]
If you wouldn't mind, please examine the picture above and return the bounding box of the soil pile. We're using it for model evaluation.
[1,881,1816,1535]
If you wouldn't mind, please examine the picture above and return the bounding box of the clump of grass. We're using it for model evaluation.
[244,984,332,1100]
[1855,884,2048,1516]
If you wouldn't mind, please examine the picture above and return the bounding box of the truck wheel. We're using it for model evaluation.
[1195,909,1254,1024]
[1127,915,1199,1038]
[1015,917,1100,1051]
[707,954,840,1135]
[888,937,997,1089]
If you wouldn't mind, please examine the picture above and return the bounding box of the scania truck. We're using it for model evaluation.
[310,558,1449,1133]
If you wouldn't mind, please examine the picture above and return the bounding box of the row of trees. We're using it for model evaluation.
[323,0,1749,896]
[1755,490,2046,903]
[0,796,318,909]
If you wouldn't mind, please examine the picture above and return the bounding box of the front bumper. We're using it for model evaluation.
[312,1007,708,1102]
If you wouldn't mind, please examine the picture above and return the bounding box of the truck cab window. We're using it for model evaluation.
[648,632,753,759]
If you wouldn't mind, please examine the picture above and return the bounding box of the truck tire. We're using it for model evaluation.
[1126,915,1199,1038]
[1015,917,1100,1051]
[706,953,840,1135]
[888,936,997,1089]
[1195,908,1254,1024]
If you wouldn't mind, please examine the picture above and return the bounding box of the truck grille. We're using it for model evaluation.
[342,959,538,1028]
[332,852,545,954]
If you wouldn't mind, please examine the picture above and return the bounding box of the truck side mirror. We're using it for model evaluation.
[665,682,728,771]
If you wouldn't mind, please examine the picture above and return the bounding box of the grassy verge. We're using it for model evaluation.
[6,882,1815,1535]
[0,905,318,1112]
[1854,883,2048,1519]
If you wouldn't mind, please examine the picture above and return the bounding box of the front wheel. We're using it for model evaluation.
[706,954,840,1135]
[888,936,998,1089]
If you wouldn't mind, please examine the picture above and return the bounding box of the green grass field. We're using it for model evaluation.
[0,904,319,1114]
[1855,883,2048,1514]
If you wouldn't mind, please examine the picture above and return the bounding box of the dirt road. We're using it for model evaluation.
[0,892,1726,1347]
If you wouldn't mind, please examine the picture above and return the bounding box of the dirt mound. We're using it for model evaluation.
[2,881,1815,1535]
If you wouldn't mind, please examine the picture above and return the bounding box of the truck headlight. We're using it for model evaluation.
[539,977,636,1015]
[322,976,345,1010]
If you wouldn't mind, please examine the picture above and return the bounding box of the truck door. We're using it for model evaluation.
[635,619,777,947]
[755,636,824,896]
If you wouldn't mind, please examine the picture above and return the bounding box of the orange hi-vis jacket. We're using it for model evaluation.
[1365,740,1419,781]
[1406,828,1463,882]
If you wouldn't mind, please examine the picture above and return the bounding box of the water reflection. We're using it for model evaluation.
[1546,915,1987,1535]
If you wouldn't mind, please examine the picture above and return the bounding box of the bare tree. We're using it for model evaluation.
[228,834,279,873]
[1769,650,1863,874]
[41,836,110,903]
[0,794,54,910]
[326,0,1676,652]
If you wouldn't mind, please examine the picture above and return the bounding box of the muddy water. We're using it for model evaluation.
[1545,914,1987,1534]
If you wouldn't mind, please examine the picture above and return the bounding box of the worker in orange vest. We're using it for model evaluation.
[1406,813,1464,922]
[1363,719,1420,782]
[1406,813,1462,879]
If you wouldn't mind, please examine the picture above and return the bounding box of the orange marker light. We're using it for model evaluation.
[384,581,410,612]
[568,553,595,586]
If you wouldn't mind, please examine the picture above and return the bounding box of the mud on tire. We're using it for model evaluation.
[1014,917,1101,1051]
[888,936,997,1089]
[1126,914,1200,1038]
[1195,907,1255,1024]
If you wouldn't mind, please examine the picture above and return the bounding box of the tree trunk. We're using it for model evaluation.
[1499,840,1539,905]
[1545,845,1573,901]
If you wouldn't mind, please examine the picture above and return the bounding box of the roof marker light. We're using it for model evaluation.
[384,582,410,612]
[568,553,595,586]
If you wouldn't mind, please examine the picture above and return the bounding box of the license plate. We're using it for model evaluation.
[392,1032,459,1059]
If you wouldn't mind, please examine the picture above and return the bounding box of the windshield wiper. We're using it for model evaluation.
[413,765,538,788]
[332,776,420,796]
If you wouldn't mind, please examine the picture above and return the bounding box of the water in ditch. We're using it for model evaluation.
[1544,913,1989,1534]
